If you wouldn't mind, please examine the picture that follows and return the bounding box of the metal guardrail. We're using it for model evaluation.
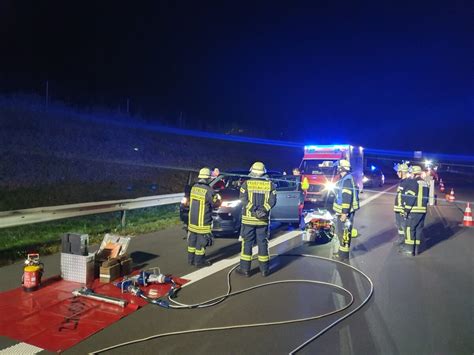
[0,193,184,229]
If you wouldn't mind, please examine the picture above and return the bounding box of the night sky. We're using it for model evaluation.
[1,0,472,155]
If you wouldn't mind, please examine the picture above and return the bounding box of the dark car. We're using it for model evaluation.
[180,171,303,235]
[363,166,385,187]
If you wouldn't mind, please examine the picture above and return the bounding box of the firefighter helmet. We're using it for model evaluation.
[198,167,211,179]
[397,163,409,173]
[411,165,422,175]
[338,159,351,171]
[250,161,266,176]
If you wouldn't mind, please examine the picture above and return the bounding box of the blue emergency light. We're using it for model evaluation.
[304,144,350,152]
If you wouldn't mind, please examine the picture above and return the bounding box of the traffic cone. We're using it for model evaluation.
[448,188,455,202]
[447,188,455,202]
[461,203,473,227]
[439,181,445,192]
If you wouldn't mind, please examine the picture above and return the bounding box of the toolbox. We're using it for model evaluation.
[95,234,132,282]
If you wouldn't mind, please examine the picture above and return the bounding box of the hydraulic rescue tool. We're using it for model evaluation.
[72,287,128,307]
[22,253,44,292]
[114,268,181,306]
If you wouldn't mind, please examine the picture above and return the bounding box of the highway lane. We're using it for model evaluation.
[0,181,473,354]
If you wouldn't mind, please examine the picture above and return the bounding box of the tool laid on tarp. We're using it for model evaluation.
[22,253,44,292]
[72,287,128,307]
[115,268,181,307]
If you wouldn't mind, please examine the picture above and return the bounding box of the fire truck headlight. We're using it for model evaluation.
[324,181,337,193]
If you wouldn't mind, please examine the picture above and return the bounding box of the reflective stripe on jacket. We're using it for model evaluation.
[240,178,277,226]
[394,178,410,212]
[188,182,218,234]
[333,173,359,214]
[402,177,429,214]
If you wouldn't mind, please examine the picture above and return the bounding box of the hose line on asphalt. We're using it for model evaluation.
[89,254,374,355]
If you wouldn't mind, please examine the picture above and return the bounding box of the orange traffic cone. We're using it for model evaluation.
[461,202,473,227]
[448,188,455,202]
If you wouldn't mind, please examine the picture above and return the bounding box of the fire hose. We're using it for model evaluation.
[89,253,374,355]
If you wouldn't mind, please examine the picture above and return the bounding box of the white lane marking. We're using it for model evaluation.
[0,343,43,354]
[181,185,395,287]
[182,230,301,287]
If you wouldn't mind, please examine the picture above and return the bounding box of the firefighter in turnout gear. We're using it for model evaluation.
[400,165,429,256]
[394,163,410,246]
[332,159,360,260]
[236,162,277,277]
[187,167,220,267]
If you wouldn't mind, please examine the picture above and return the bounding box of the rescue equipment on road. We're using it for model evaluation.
[302,209,334,242]
[461,202,473,227]
[72,287,128,307]
[115,267,181,305]
[22,253,44,292]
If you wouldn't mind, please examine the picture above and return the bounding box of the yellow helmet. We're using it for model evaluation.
[397,163,409,173]
[338,159,351,171]
[198,167,211,179]
[411,165,422,175]
[250,161,266,176]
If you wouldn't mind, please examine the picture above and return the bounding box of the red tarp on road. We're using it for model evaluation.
[0,274,188,352]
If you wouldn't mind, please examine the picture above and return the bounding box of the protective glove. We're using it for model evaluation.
[340,213,348,222]
[205,234,214,247]
[254,207,268,219]
[400,210,408,219]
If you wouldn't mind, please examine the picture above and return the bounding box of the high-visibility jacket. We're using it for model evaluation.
[188,182,218,234]
[240,177,277,226]
[333,173,359,214]
[402,177,429,214]
[394,178,410,213]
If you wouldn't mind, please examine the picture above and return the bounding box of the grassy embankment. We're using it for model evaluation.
[0,204,181,266]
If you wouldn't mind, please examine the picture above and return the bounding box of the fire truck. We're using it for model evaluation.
[299,144,364,204]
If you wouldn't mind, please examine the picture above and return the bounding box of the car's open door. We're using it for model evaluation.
[270,175,303,223]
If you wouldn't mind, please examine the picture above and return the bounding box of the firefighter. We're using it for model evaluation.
[400,165,429,256]
[236,162,277,277]
[332,159,360,260]
[393,163,410,246]
[187,167,220,267]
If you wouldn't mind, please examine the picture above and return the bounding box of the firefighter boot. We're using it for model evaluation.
[195,260,212,268]
[399,244,414,256]
[235,267,251,277]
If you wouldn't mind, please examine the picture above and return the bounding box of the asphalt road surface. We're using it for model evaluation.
[0,177,473,355]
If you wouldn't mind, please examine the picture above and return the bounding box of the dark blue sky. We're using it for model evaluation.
[1,0,472,154]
